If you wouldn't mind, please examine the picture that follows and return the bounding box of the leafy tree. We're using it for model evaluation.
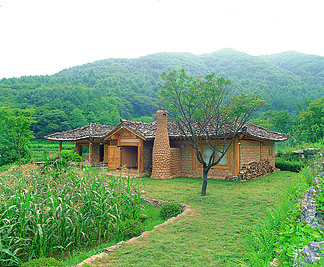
[32,108,70,138]
[0,142,29,167]
[70,108,87,128]
[0,107,36,166]
[158,69,266,196]
[250,110,296,135]
[298,97,324,143]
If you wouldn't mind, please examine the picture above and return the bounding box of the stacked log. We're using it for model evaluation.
[239,160,276,182]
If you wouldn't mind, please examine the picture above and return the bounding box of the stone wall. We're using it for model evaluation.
[143,141,153,171]
[240,140,275,168]
[170,140,194,177]
[151,110,171,179]
[205,167,233,180]
[170,148,181,177]
[180,142,194,177]
[239,140,261,167]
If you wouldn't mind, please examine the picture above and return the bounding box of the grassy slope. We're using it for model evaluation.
[98,172,297,266]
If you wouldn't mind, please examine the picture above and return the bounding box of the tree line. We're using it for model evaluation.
[250,97,324,144]
[0,49,323,139]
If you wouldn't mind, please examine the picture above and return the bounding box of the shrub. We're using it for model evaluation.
[160,202,181,220]
[120,219,144,239]
[21,257,63,267]
[44,151,82,168]
[275,157,303,172]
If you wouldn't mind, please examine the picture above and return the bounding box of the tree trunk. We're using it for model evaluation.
[17,148,21,167]
[201,167,208,196]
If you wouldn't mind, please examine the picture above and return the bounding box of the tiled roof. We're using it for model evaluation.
[121,119,289,142]
[241,122,289,142]
[44,119,289,142]
[44,123,115,141]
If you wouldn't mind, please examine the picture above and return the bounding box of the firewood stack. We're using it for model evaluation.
[239,160,276,182]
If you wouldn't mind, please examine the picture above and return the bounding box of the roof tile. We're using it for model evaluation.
[45,119,289,142]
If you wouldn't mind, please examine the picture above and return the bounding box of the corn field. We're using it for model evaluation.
[0,165,143,266]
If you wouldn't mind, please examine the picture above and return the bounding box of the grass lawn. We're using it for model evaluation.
[93,171,298,266]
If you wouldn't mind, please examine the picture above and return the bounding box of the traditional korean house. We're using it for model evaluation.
[45,110,288,180]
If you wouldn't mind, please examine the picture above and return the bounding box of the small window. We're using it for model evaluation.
[110,140,118,146]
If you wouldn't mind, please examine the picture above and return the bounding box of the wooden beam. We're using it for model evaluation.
[59,141,62,152]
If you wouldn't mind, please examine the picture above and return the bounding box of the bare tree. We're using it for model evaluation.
[158,69,266,196]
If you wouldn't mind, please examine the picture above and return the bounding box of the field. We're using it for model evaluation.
[0,164,156,266]
[0,153,309,266]
[97,171,303,266]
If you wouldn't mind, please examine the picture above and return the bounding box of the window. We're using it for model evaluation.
[201,147,229,166]
[110,140,118,146]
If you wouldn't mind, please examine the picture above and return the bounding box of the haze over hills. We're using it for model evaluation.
[0,49,323,138]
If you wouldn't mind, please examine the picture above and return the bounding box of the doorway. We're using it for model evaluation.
[100,144,104,162]
[121,146,138,169]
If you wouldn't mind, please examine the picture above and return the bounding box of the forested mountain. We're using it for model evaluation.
[0,49,323,138]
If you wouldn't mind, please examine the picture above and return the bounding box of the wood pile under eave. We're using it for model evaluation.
[239,160,278,182]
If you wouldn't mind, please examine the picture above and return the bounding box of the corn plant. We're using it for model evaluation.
[0,165,143,266]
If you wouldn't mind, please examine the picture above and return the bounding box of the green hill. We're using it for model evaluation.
[0,49,323,138]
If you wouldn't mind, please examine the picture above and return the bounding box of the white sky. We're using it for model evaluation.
[0,0,323,79]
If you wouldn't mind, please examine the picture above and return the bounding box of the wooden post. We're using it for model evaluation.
[138,139,144,172]
[89,143,93,165]
[233,137,240,176]
[59,141,62,152]
[75,143,79,155]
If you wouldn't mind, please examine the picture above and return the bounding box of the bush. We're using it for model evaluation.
[120,219,144,239]
[160,202,181,220]
[44,151,82,168]
[275,157,303,172]
[21,257,63,267]
[0,144,30,167]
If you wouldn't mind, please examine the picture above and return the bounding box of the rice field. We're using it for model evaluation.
[0,164,144,266]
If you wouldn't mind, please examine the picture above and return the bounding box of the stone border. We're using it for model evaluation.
[74,197,192,267]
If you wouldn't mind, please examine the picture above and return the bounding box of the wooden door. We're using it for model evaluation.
[108,146,121,169]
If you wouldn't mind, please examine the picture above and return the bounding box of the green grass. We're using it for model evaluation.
[29,139,75,162]
[95,172,300,266]
[62,203,164,267]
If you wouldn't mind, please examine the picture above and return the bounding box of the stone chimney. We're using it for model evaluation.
[151,110,171,179]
